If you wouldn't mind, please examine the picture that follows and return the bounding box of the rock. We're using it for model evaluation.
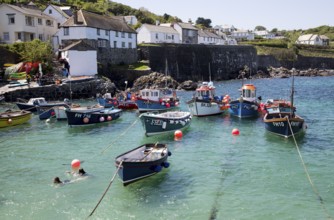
[132,72,179,91]
[178,80,198,90]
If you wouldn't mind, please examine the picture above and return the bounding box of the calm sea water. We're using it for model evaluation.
[0,76,333,220]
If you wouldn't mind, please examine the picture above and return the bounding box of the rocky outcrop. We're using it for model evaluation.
[131,72,179,91]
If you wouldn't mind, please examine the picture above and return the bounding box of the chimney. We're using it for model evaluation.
[73,7,78,24]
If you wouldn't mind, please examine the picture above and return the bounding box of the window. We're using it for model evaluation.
[17,32,22,40]
[122,42,125,48]
[46,20,53,26]
[113,41,117,48]
[98,39,107,48]
[121,32,125,38]
[49,9,52,14]
[25,16,34,26]
[30,33,34,41]
[128,33,132,38]
[38,18,42,25]
[156,33,158,39]
[105,30,109,36]
[97,28,100,36]
[172,35,174,40]
[128,42,132,48]
[63,27,69,36]
[8,14,15,24]
[38,34,44,41]
[115,31,119,37]
[3,32,10,41]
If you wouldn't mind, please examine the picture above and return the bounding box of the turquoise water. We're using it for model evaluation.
[0,76,333,220]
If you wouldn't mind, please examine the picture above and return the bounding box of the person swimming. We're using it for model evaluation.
[78,168,86,176]
[53,177,62,184]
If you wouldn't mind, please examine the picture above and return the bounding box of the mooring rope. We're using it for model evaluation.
[87,160,124,218]
[287,118,332,219]
[98,117,139,155]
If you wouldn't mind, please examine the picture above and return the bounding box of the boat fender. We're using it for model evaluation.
[161,101,165,106]
[161,162,170,168]
[83,117,89,123]
[154,165,162,172]
[99,117,105,122]
[7,118,12,124]
[168,151,172,156]
[107,116,112,121]
[162,121,167,129]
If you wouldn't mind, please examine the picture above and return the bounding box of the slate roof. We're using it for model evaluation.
[61,9,136,33]
[176,22,198,30]
[62,40,96,51]
[1,3,54,20]
[198,29,220,38]
[140,24,178,34]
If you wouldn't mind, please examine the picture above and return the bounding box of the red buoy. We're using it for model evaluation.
[174,130,183,140]
[71,159,81,170]
[232,128,240,136]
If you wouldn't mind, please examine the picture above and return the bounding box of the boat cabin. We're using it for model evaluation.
[139,88,176,102]
[27,97,47,105]
[195,82,216,100]
[240,84,256,101]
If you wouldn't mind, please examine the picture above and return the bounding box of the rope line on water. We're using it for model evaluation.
[287,118,332,219]
[87,160,124,218]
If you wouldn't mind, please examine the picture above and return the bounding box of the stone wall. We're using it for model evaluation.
[2,79,115,102]
[138,44,257,81]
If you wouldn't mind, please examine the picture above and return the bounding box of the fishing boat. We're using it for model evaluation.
[36,106,56,120]
[187,81,228,116]
[16,97,70,112]
[139,111,192,136]
[115,143,171,186]
[53,104,101,120]
[259,99,293,115]
[263,75,306,138]
[135,88,179,112]
[65,107,122,126]
[229,84,260,118]
[97,93,138,110]
[0,110,32,128]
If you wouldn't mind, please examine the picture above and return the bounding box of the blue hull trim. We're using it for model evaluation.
[229,100,258,118]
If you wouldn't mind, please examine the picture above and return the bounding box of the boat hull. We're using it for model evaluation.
[264,113,306,138]
[115,143,170,186]
[140,111,192,136]
[36,106,55,120]
[65,108,122,126]
[0,110,32,128]
[229,100,259,118]
[135,98,178,112]
[187,99,224,116]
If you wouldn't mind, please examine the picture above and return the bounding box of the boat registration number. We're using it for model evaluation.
[201,103,211,107]
[151,119,162,126]
[75,113,91,118]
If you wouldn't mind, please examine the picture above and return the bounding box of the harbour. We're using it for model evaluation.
[0,76,333,219]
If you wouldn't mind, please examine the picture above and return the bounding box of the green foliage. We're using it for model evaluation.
[7,39,53,63]
[255,25,266,31]
[241,39,288,48]
[195,17,212,28]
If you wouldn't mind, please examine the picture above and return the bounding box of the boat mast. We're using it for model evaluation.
[290,69,295,117]
[209,63,212,82]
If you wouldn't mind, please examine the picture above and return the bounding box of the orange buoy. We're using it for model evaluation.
[71,159,81,170]
[232,128,240,136]
[83,117,89,123]
[166,103,170,108]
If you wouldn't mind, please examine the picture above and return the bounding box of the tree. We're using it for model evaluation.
[195,17,212,28]
[271,28,278,33]
[255,25,266,31]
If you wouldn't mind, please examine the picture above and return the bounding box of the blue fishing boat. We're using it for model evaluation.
[229,84,259,118]
[115,143,171,186]
[139,111,192,136]
[135,88,179,112]
[36,106,56,120]
[16,97,70,112]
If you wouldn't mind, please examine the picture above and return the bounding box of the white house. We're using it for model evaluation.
[296,34,329,46]
[60,40,97,77]
[172,22,198,44]
[198,29,225,45]
[43,4,71,28]
[231,29,255,41]
[137,24,180,44]
[214,24,236,33]
[55,9,137,50]
[115,15,138,26]
[0,3,58,44]
[254,30,275,39]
